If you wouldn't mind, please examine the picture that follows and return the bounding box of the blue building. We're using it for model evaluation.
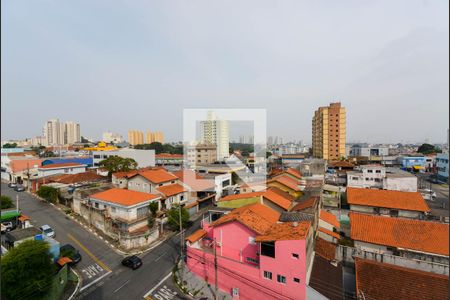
[436,153,449,183]
[42,157,93,167]
[399,156,427,171]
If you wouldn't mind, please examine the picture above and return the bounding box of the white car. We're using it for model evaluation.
[420,189,437,198]
[39,225,55,238]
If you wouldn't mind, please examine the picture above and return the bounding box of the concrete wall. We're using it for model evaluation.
[38,166,86,177]
[93,149,155,168]
[383,176,417,192]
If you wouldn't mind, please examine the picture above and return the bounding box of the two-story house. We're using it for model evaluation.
[347,187,430,219]
[186,203,314,300]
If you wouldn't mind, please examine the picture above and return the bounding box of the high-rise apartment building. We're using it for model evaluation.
[102,131,123,144]
[312,102,346,160]
[146,131,165,144]
[43,119,80,145]
[200,111,229,161]
[128,130,144,146]
[65,121,81,144]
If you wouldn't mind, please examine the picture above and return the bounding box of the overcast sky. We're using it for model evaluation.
[2,0,448,144]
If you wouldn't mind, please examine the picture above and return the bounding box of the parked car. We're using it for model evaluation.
[7,182,17,188]
[419,189,437,199]
[60,244,82,264]
[39,224,55,238]
[14,185,25,192]
[121,255,142,270]
[1,222,14,233]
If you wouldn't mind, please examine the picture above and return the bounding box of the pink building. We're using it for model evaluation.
[186,203,314,300]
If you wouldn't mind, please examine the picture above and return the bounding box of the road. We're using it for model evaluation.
[1,183,199,300]
[416,174,449,218]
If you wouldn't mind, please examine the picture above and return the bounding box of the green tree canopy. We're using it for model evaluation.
[37,186,59,203]
[149,202,159,216]
[2,143,18,148]
[1,195,13,210]
[99,156,138,177]
[1,240,56,300]
[167,204,190,231]
[417,143,442,155]
[134,142,183,154]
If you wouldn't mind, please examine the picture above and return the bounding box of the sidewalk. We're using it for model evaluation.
[174,260,232,300]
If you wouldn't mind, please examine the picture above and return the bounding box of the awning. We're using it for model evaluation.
[18,215,30,222]
[0,211,21,222]
[57,257,73,266]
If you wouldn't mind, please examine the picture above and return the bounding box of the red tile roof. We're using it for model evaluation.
[157,183,186,197]
[328,160,355,168]
[39,163,85,169]
[268,175,300,192]
[315,237,337,261]
[9,159,43,173]
[255,221,310,242]
[186,229,207,243]
[219,192,265,202]
[53,171,104,184]
[156,153,184,159]
[211,203,280,234]
[263,188,293,210]
[350,213,449,256]
[355,258,449,300]
[286,168,302,179]
[320,210,340,228]
[347,187,430,212]
[318,227,340,240]
[291,197,318,211]
[90,188,159,207]
[131,169,178,184]
[172,169,215,191]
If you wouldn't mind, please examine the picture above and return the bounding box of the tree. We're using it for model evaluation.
[36,186,59,203]
[99,156,138,177]
[148,202,159,228]
[266,151,272,159]
[2,143,17,149]
[1,240,56,300]
[1,195,13,210]
[167,204,190,231]
[417,143,442,155]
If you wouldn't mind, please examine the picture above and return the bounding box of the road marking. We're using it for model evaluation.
[113,280,130,293]
[154,252,166,262]
[152,286,178,300]
[81,264,104,279]
[143,272,172,298]
[79,271,112,292]
[67,233,112,272]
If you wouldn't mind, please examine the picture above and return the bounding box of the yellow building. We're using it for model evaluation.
[312,102,346,160]
[84,141,117,151]
[128,130,144,146]
[146,131,164,144]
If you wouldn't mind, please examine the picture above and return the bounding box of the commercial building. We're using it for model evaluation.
[102,132,123,144]
[37,163,87,178]
[398,156,427,171]
[436,152,449,183]
[128,130,144,146]
[347,144,389,157]
[92,148,155,168]
[186,144,217,166]
[312,102,346,160]
[200,111,229,161]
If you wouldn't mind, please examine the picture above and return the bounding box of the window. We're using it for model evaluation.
[137,206,148,218]
[159,183,163,186]
[171,181,175,184]
[277,275,286,284]
[368,170,373,173]
[374,178,381,183]
[263,271,272,280]
[352,177,359,180]
[376,170,381,173]
[261,242,275,258]
[94,155,101,159]
[180,195,184,201]
[94,202,99,208]
[64,169,69,173]
[246,257,259,264]
[292,253,299,259]
[294,278,300,283]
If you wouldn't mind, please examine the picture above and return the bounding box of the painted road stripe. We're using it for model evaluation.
[67,233,112,272]
[113,279,130,293]
[79,271,112,292]
[143,272,172,298]
[154,252,166,262]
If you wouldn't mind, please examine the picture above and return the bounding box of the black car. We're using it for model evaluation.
[8,182,17,188]
[14,185,25,192]
[121,255,142,270]
[60,244,82,264]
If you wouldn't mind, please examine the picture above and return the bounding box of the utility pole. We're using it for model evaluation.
[16,195,19,213]
[179,204,183,260]
[213,237,218,300]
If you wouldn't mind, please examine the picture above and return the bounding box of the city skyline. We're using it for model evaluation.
[2,1,449,144]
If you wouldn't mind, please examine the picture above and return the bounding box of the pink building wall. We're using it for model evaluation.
[187,220,306,300]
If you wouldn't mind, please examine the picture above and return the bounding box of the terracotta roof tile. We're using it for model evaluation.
[350,213,449,256]
[318,227,341,240]
[347,187,430,212]
[53,171,104,184]
[39,163,84,169]
[90,188,159,207]
[286,168,302,179]
[157,183,186,197]
[263,188,293,210]
[268,175,300,191]
[211,203,280,234]
[355,258,449,300]
[186,229,207,243]
[320,210,340,228]
[315,237,337,261]
[328,160,355,168]
[156,153,183,159]
[219,192,265,202]
[291,197,318,211]
[131,169,178,184]
[255,221,310,242]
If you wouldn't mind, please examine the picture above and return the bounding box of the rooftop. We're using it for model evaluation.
[255,221,310,242]
[291,197,318,211]
[172,169,215,191]
[157,183,187,197]
[90,188,159,207]
[320,210,340,228]
[279,211,315,223]
[315,237,337,261]
[262,188,294,210]
[131,169,178,184]
[52,171,104,184]
[186,229,207,243]
[267,174,300,191]
[39,162,85,169]
[347,187,430,212]
[355,258,448,300]
[350,213,449,256]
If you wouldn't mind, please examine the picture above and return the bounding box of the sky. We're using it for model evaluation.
[2,0,449,144]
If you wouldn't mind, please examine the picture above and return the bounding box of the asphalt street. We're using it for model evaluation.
[1,182,199,300]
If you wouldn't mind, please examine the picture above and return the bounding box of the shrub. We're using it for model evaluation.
[1,195,13,209]
[36,186,58,203]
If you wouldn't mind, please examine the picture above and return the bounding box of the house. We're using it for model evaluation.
[355,258,448,300]
[2,227,42,249]
[317,210,340,243]
[347,165,417,192]
[267,175,302,198]
[1,155,42,184]
[156,183,188,210]
[280,154,305,167]
[155,153,184,166]
[186,203,313,300]
[321,184,345,208]
[37,163,87,178]
[127,169,179,193]
[347,187,430,219]
[436,152,449,183]
[272,168,302,181]
[87,188,161,249]
[350,213,449,265]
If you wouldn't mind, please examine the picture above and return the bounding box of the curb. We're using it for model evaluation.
[67,268,82,300]
[172,260,196,300]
